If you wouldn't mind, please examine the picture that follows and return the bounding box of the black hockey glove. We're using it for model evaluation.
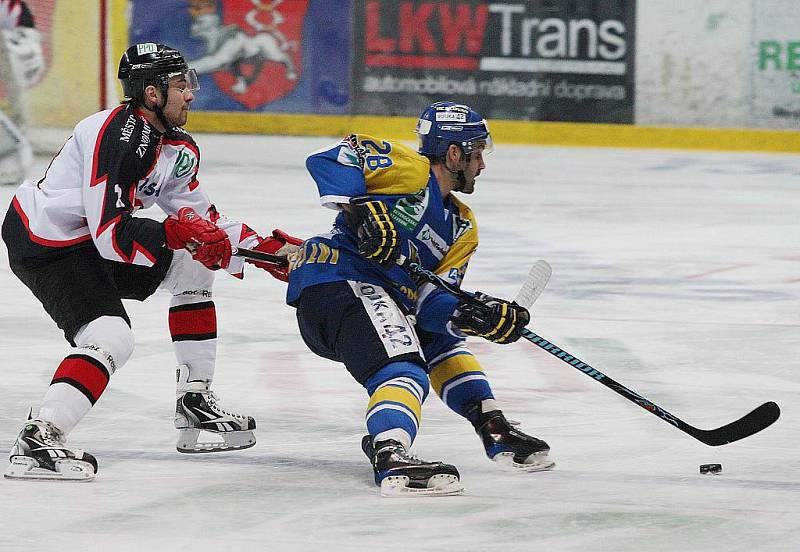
[347,196,401,268]
[451,293,530,344]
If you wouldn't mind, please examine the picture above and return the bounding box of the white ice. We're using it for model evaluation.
[1,135,798,552]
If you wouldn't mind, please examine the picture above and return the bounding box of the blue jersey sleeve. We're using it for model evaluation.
[306,138,367,209]
[415,287,461,336]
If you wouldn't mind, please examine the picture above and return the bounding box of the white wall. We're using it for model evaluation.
[636,0,799,129]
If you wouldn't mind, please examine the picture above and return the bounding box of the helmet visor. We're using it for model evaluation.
[415,117,432,152]
[467,120,493,155]
[475,131,493,155]
[168,68,200,93]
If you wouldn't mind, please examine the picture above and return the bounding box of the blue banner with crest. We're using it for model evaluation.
[128,0,351,114]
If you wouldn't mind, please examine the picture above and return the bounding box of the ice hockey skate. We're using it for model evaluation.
[174,365,256,453]
[361,435,464,497]
[476,410,555,472]
[4,419,97,481]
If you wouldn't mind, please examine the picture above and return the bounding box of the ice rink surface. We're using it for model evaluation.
[0,134,798,551]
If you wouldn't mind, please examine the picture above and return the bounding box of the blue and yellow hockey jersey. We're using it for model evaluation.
[286,134,479,335]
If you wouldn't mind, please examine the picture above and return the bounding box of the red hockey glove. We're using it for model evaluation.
[163,207,232,270]
[246,229,303,282]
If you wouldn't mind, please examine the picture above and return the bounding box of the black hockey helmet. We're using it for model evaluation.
[118,43,198,104]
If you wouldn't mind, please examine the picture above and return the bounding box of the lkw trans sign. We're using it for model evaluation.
[364,1,628,76]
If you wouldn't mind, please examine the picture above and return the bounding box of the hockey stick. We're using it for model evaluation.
[399,258,781,447]
[231,246,288,266]
[514,260,552,308]
[230,248,549,294]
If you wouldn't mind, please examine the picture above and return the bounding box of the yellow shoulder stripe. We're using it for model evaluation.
[356,134,431,196]
[436,194,478,277]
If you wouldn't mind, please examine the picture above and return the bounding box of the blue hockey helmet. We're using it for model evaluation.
[415,101,492,159]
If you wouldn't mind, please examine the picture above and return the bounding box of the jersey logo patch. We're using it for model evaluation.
[448,263,467,285]
[337,134,367,168]
[452,214,472,240]
[416,224,449,260]
[390,188,428,231]
[174,149,197,179]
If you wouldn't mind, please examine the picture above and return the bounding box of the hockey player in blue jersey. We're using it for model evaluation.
[287,101,554,496]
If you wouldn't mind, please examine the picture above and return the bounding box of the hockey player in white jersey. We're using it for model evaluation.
[0,0,44,186]
[1,42,301,481]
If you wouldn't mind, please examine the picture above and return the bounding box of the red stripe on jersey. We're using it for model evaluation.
[114,238,158,265]
[95,212,158,265]
[90,105,126,187]
[163,138,199,159]
[239,223,258,242]
[110,224,158,264]
[96,212,121,238]
[11,197,92,247]
[169,302,217,341]
[51,355,110,405]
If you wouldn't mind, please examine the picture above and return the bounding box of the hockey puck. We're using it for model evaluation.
[699,463,722,475]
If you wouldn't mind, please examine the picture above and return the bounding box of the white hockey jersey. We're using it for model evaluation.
[5,104,258,275]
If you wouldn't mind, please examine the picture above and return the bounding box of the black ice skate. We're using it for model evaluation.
[175,365,256,453]
[4,419,97,481]
[475,410,555,472]
[361,435,463,497]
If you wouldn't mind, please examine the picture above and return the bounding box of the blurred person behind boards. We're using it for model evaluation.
[0,0,44,186]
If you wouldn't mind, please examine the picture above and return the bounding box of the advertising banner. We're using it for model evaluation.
[751,0,800,128]
[128,0,351,114]
[352,0,636,123]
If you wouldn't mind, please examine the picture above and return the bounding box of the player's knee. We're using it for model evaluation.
[73,316,135,370]
[366,360,430,400]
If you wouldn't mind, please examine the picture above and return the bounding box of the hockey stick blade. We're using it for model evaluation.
[683,401,780,446]
[514,260,552,308]
[398,259,781,446]
[522,329,781,447]
[232,247,288,266]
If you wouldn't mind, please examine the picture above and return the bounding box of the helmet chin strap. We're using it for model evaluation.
[154,105,171,131]
[154,86,172,130]
[444,149,471,193]
[142,83,172,131]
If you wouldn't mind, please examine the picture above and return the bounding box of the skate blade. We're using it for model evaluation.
[4,456,95,482]
[492,450,555,472]
[176,428,256,454]
[379,474,464,497]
